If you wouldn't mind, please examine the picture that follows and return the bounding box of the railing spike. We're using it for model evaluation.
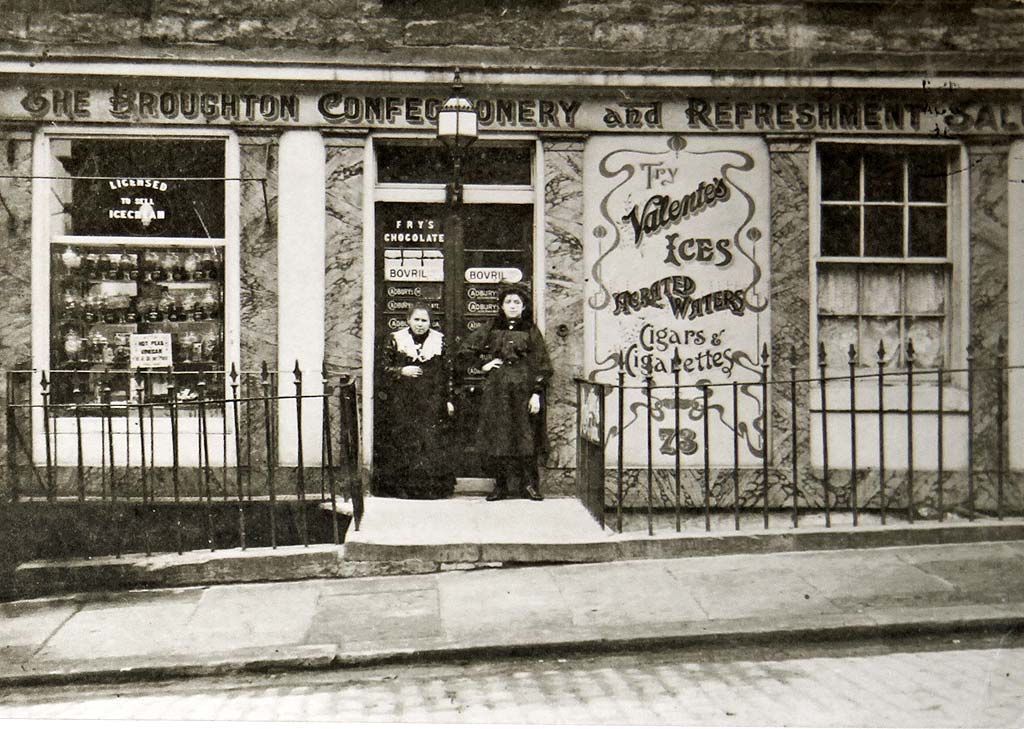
[906,338,915,363]
[293,359,302,382]
[229,362,238,382]
[760,341,769,365]
[790,344,798,367]
[259,360,270,385]
[818,341,826,365]
[39,371,49,392]
[877,339,886,362]
[670,347,681,372]
[848,343,857,366]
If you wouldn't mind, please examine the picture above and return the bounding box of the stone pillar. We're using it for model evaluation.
[966,142,1012,510]
[276,130,326,466]
[1009,142,1024,472]
[766,137,813,507]
[0,131,33,499]
[541,138,585,496]
[239,134,279,373]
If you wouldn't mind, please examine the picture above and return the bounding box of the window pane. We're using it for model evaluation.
[864,206,903,256]
[377,144,532,185]
[908,207,946,257]
[862,317,902,368]
[821,205,859,256]
[820,147,859,201]
[908,151,947,203]
[51,138,225,238]
[906,318,945,368]
[861,266,900,315]
[817,265,858,315]
[906,267,946,315]
[818,316,859,370]
[864,151,903,202]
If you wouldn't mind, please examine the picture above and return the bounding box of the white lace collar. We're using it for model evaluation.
[394,327,444,362]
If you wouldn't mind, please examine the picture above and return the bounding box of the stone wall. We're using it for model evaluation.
[0,1,1021,74]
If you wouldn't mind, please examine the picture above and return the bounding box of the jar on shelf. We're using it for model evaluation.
[103,252,121,280]
[181,291,200,321]
[113,332,130,367]
[124,296,140,323]
[200,249,217,279]
[202,332,220,362]
[60,246,82,272]
[82,293,101,324]
[200,289,219,320]
[179,331,198,363]
[184,251,201,280]
[62,290,82,319]
[90,332,110,364]
[163,251,184,281]
[158,290,178,321]
[143,250,163,281]
[63,330,84,361]
[119,252,137,281]
[82,252,99,279]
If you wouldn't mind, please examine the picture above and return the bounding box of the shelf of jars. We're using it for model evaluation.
[49,245,226,408]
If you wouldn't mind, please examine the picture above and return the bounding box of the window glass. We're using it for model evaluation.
[376,143,532,185]
[863,151,903,202]
[908,207,946,257]
[820,205,859,256]
[909,151,947,202]
[863,206,903,257]
[50,138,225,238]
[820,147,859,201]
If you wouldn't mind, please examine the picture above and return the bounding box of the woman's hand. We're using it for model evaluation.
[481,358,503,372]
[528,393,541,414]
[400,365,423,378]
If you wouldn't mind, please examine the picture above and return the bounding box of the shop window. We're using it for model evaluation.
[46,136,228,411]
[816,143,957,374]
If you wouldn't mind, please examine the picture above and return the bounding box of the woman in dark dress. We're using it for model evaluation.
[375,304,455,499]
[459,284,553,501]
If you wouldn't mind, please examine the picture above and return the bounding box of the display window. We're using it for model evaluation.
[45,136,228,411]
[31,129,239,465]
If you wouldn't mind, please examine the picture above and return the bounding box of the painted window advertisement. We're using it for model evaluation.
[584,135,771,467]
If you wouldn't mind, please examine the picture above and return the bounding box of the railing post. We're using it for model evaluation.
[40,372,55,502]
[169,376,183,555]
[732,380,740,531]
[322,362,339,545]
[671,349,682,533]
[5,372,18,503]
[818,343,831,528]
[261,361,277,548]
[877,341,887,525]
[198,378,214,551]
[135,372,151,557]
[996,335,1006,520]
[937,359,945,521]
[905,340,915,524]
[789,346,799,528]
[73,384,84,502]
[760,343,770,530]
[848,344,859,527]
[616,361,625,534]
[702,382,711,532]
[102,381,120,559]
[231,364,247,550]
[966,342,975,521]
[294,361,308,548]
[644,372,654,537]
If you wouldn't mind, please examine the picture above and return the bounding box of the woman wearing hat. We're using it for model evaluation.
[459,284,553,501]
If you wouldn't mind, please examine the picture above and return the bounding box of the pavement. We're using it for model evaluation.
[2,537,1023,688]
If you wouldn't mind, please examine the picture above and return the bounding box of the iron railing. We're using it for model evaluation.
[3,361,363,557]
[576,337,1022,534]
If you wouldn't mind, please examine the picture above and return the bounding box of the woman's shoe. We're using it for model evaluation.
[486,487,506,502]
[524,484,544,501]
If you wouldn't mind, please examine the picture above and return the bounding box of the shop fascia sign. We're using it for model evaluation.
[7,81,1024,136]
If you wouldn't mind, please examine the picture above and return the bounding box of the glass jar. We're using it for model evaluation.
[60,246,82,272]
[163,251,184,281]
[158,290,177,321]
[179,331,198,363]
[62,290,81,319]
[82,293,100,324]
[63,330,83,360]
[144,250,163,281]
[184,251,201,280]
[201,289,219,320]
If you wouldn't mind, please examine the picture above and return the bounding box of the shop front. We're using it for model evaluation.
[0,71,1021,511]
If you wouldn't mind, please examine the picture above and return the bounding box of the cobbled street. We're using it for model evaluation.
[1,633,1021,726]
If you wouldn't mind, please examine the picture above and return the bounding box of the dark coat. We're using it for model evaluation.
[459,318,553,458]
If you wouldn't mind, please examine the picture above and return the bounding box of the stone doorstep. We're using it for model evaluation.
[12,520,1024,599]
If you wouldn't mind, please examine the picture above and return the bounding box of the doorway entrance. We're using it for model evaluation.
[371,141,536,489]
